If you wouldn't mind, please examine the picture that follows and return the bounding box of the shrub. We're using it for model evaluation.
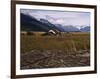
[27,31,34,35]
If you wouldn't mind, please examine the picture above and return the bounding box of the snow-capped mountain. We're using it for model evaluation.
[21,12,90,32]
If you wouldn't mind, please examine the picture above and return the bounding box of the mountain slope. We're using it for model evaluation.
[80,26,90,32]
[55,24,65,32]
[39,19,62,31]
[21,13,51,32]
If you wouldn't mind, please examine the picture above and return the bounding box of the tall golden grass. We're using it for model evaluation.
[21,32,90,53]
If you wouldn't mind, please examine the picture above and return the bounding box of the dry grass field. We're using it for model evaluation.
[20,32,90,69]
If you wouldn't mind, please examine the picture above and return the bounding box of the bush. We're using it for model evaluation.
[27,31,34,35]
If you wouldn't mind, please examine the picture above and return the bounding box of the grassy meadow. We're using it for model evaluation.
[21,32,90,53]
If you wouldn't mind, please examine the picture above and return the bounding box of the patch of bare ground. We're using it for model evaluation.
[21,50,90,69]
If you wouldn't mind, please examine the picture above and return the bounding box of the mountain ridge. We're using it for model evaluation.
[21,13,90,32]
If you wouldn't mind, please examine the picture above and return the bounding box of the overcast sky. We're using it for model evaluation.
[21,9,90,26]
